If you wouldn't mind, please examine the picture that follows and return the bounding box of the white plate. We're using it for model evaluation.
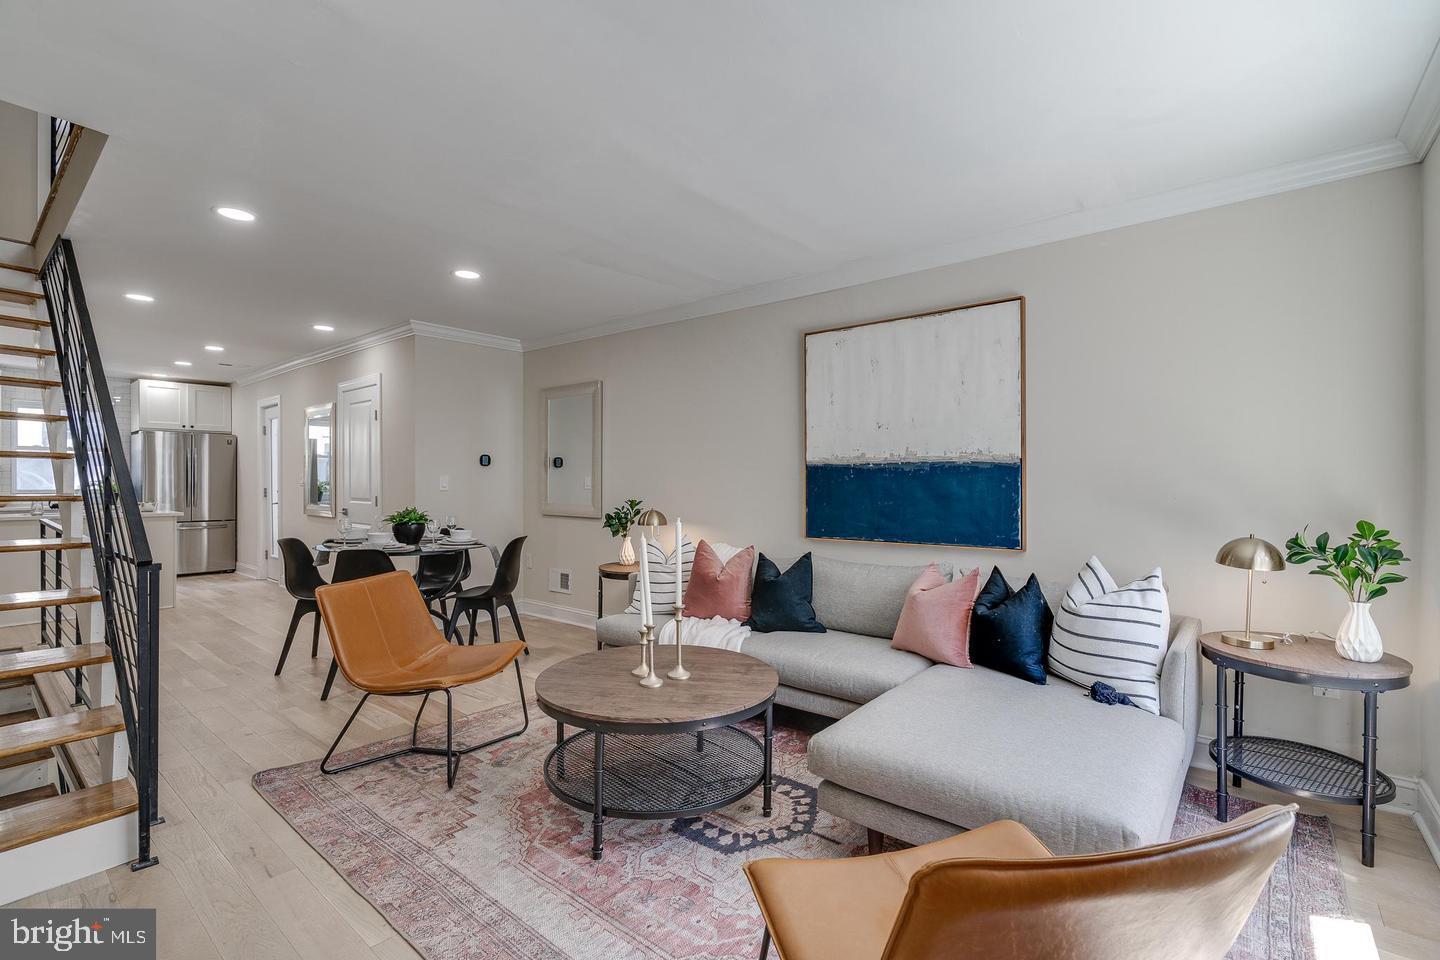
[441,538,479,546]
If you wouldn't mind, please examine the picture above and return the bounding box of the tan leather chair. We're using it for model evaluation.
[745,803,1296,960]
[315,570,528,788]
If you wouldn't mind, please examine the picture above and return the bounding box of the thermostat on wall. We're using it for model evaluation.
[479,453,492,467]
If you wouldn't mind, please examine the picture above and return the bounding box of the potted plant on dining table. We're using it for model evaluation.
[384,505,432,547]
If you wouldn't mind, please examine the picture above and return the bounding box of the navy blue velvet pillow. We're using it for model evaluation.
[969,567,1050,684]
[746,553,826,633]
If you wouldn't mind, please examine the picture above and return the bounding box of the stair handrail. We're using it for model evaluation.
[38,236,159,869]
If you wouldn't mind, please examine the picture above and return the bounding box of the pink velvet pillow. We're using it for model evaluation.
[682,541,755,621]
[891,565,980,667]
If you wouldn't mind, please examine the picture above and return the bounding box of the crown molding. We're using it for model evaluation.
[1400,37,1440,161]
[409,320,522,352]
[235,320,520,386]
[520,138,1418,352]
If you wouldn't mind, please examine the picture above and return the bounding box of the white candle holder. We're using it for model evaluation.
[667,606,690,680]
[639,624,663,688]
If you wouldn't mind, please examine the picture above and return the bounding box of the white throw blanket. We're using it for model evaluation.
[653,615,750,652]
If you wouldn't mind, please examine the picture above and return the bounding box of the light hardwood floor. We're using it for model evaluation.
[2,573,1438,959]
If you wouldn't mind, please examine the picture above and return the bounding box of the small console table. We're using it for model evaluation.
[1199,631,1412,867]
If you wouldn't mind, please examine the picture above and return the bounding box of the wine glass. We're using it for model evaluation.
[338,516,352,540]
[444,515,457,536]
[425,517,439,542]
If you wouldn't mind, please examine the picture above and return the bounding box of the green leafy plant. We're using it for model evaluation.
[602,498,643,539]
[1285,520,1409,603]
[382,506,431,525]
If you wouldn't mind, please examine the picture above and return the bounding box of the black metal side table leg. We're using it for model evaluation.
[1362,691,1378,868]
[596,578,604,650]
[592,731,606,861]
[1215,664,1229,822]
[762,704,773,817]
[1231,672,1245,788]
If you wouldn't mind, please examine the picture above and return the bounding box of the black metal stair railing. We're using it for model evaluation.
[39,237,160,870]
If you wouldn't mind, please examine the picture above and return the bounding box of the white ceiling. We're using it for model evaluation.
[0,2,1438,381]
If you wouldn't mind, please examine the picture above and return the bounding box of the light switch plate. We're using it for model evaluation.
[439,474,450,491]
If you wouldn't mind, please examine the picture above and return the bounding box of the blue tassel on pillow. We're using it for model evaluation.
[1089,682,1137,707]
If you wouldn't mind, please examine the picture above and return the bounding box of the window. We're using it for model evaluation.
[2,384,70,499]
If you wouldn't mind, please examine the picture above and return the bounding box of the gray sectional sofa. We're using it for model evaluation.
[594,554,1200,855]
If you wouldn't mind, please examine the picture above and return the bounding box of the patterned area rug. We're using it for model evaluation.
[253,702,1347,960]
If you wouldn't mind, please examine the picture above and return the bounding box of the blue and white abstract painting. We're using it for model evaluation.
[804,298,1025,550]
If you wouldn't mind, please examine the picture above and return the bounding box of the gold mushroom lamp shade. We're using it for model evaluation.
[635,508,668,543]
[1215,534,1285,649]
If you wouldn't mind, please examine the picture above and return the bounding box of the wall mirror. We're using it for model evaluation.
[304,402,335,517]
[541,381,602,518]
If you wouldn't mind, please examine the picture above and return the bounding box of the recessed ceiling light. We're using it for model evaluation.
[124,292,155,302]
[214,206,255,222]
[313,324,334,332]
[173,360,192,367]
[453,269,481,280]
[204,344,224,352]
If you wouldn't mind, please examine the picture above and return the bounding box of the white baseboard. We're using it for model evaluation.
[517,598,595,629]
[1415,777,1440,868]
[234,561,260,579]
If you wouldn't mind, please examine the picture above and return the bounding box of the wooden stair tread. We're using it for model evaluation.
[0,286,42,301]
[0,375,61,389]
[0,495,83,503]
[0,315,47,331]
[0,410,65,423]
[0,263,39,277]
[0,705,125,762]
[0,644,108,683]
[0,589,101,613]
[0,714,51,769]
[0,538,89,553]
[0,451,73,460]
[0,779,137,853]
[0,784,58,813]
[0,344,54,358]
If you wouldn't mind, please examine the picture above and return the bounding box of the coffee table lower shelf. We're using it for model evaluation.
[544,726,765,824]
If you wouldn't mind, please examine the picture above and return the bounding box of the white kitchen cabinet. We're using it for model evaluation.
[131,379,231,432]
[188,383,231,431]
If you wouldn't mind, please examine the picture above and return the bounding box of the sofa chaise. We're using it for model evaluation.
[594,554,1200,855]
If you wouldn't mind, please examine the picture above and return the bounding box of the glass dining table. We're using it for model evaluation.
[312,538,501,568]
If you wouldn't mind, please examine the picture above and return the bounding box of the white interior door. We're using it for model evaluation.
[261,401,282,580]
[338,374,382,527]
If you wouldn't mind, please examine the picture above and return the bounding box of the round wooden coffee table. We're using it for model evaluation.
[535,646,779,860]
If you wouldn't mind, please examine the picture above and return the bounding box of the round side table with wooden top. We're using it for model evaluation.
[596,562,638,648]
[1199,630,1412,867]
[535,646,780,861]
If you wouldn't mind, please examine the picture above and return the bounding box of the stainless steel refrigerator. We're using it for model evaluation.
[130,430,237,574]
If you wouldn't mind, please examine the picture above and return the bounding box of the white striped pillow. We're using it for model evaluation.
[1048,556,1169,715]
[626,537,696,616]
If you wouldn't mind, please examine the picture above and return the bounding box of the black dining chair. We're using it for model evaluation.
[415,550,470,623]
[274,538,328,677]
[321,548,397,700]
[444,537,528,653]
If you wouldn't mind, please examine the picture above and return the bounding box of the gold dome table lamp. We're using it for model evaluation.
[1215,534,1285,649]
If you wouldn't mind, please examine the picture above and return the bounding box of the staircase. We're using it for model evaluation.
[0,238,160,904]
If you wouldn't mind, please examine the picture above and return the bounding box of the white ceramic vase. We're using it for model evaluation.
[619,534,636,565]
[1335,600,1383,662]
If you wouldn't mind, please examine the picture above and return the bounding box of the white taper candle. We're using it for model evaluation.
[673,518,683,608]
